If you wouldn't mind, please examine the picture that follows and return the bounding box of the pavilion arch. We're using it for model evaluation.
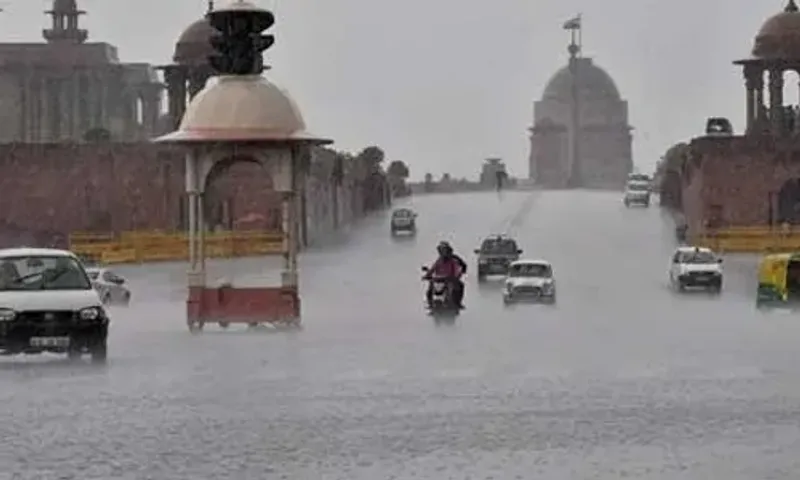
[201,153,281,231]
[777,178,800,224]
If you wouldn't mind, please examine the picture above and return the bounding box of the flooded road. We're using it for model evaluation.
[4,191,800,479]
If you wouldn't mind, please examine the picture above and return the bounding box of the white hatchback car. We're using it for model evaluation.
[669,246,723,292]
[503,259,556,304]
[86,267,131,306]
[0,248,109,361]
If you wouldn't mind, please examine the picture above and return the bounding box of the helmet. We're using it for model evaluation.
[437,241,453,256]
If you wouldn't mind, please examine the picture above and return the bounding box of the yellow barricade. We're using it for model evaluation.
[69,230,283,265]
[694,227,800,253]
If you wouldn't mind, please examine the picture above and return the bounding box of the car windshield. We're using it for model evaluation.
[481,238,518,254]
[678,251,717,264]
[509,263,551,277]
[629,174,649,182]
[627,182,649,191]
[0,255,92,291]
[393,209,413,218]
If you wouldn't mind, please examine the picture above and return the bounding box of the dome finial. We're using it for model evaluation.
[786,0,798,12]
[207,1,213,13]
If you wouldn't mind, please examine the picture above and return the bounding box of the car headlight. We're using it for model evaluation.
[79,307,102,320]
[0,309,16,322]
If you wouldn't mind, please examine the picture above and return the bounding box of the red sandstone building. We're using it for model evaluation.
[0,1,279,245]
[675,0,800,236]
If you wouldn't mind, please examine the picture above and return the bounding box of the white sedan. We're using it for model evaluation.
[86,267,131,306]
[503,259,556,304]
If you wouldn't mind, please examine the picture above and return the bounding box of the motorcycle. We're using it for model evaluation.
[422,266,462,315]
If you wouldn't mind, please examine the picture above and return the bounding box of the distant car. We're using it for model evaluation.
[627,173,651,183]
[503,259,556,304]
[624,180,651,207]
[474,234,522,280]
[0,247,109,362]
[390,208,417,235]
[669,246,723,293]
[86,267,131,306]
[705,117,733,137]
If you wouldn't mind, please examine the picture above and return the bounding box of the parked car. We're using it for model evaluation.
[86,267,131,306]
[0,247,109,362]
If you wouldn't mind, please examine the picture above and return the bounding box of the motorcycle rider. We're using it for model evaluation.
[424,241,467,308]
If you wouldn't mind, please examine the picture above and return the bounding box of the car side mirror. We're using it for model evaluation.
[474,249,480,254]
[421,266,429,272]
[717,258,723,264]
[517,249,523,254]
[114,277,126,285]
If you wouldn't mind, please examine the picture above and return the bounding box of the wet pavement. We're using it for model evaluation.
[4,190,800,479]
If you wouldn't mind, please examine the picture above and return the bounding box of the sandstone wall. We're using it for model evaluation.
[0,142,388,249]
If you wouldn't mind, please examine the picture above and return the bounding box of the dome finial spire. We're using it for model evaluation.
[786,0,798,12]
[207,1,213,13]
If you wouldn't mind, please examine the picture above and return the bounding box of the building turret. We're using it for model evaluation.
[43,0,88,43]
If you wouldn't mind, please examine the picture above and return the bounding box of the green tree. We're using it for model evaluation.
[387,160,409,179]
[357,146,385,174]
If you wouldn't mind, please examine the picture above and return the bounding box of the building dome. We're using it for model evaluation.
[173,18,215,65]
[51,0,78,12]
[752,0,800,59]
[155,75,330,144]
[541,58,620,101]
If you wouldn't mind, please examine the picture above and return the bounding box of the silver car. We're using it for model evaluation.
[86,267,131,306]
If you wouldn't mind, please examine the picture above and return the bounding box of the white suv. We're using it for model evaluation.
[623,180,651,207]
[669,246,723,293]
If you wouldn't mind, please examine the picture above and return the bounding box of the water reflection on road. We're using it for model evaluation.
[3,191,800,479]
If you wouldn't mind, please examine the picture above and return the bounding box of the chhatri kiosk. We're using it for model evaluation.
[155,0,330,331]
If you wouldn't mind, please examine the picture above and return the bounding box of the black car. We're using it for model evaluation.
[474,235,523,280]
[390,208,417,235]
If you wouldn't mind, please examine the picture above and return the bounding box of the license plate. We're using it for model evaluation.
[30,336,70,347]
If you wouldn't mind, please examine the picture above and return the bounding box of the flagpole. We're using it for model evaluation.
[566,15,581,188]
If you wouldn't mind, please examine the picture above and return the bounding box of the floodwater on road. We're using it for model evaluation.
[3,190,800,479]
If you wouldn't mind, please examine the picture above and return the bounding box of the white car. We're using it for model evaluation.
[669,246,723,292]
[624,180,651,207]
[86,267,131,306]
[0,248,109,362]
[503,259,556,304]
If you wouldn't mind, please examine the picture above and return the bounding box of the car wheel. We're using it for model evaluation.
[188,321,204,333]
[219,321,230,328]
[90,341,107,364]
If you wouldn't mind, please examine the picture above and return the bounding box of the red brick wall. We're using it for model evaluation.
[683,136,800,231]
[0,143,284,246]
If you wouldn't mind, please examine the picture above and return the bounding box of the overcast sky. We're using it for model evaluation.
[0,0,792,179]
